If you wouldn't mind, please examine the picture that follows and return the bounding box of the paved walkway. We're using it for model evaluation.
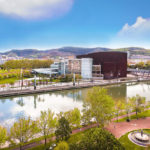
[12,124,98,150]
[106,117,150,138]
[11,117,150,150]
[0,78,146,97]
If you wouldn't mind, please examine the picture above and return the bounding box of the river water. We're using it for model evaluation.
[0,81,150,127]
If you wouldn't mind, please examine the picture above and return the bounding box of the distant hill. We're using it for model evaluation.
[0,46,150,58]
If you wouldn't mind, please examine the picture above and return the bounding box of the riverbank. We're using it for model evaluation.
[0,78,150,98]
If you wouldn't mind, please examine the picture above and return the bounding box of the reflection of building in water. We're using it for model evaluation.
[55,88,88,101]
[127,82,150,101]
[107,84,127,102]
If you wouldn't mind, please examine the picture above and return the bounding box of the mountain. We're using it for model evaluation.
[0,47,150,58]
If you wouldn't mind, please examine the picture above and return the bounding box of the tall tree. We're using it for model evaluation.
[84,87,115,128]
[55,117,72,142]
[0,126,7,148]
[125,99,132,121]
[10,117,37,150]
[38,110,57,148]
[115,100,125,122]
[82,102,92,126]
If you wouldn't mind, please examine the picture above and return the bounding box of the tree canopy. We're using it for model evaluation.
[0,126,7,148]
[55,117,72,142]
[38,109,57,148]
[10,117,37,150]
[70,128,125,150]
[64,108,81,129]
[54,141,69,150]
[1,59,53,69]
[84,87,115,127]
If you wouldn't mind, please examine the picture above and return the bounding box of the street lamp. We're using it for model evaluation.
[73,73,75,86]
[20,68,23,90]
[117,71,120,82]
[136,67,139,80]
[34,74,36,90]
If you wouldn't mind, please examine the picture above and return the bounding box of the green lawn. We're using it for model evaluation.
[0,78,18,85]
[116,110,150,122]
[119,129,150,150]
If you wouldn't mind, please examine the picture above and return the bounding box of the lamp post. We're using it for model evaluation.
[117,71,120,82]
[34,74,36,90]
[20,68,23,90]
[73,73,75,86]
[136,67,139,80]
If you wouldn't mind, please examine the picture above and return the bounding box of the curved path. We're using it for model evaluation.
[11,117,150,150]
[106,117,150,138]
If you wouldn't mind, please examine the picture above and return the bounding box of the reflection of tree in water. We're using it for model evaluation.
[33,95,38,109]
[37,95,45,102]
[16,97,25,107]
[145,82,150,85]
[0,97,14,104]
[0,99,6,104]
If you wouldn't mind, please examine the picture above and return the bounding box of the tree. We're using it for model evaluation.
[55,117,72,142]
[64,108,81,129]
[129,95,146,120]
[125,99,132,121]
[115,100,125,122]
[81,102,92,126]
[84,87,115,128]
[70,128,125,150]
[2,59,53,69]
[10,117,37,150]
[38,110,57,148]
[54,141,69,150]
[0,126,7,148]
[136,61,145,69]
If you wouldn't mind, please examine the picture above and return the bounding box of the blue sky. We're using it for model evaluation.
[0,0,150,51]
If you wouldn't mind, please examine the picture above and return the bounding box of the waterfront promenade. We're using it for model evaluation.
[0,78,149,97]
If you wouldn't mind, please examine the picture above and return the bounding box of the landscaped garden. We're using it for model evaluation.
[0,87,150,150]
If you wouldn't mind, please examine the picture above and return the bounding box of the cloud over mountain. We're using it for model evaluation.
[108,16,150,48]
[118,16,150,39]
[0,0,74,19]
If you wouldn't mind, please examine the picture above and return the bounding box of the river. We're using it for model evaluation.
[0,81,150,128]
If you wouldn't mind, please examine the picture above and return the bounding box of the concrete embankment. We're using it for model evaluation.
[0,79,149,98]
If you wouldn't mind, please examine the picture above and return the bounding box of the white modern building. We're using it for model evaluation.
[32,58,102,80]
[81,58,93,79]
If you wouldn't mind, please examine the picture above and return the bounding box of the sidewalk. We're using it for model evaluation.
[106,117,150,138]
[0,78,145,97]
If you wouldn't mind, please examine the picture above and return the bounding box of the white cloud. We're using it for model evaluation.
[118,16,150,39]
[0,0,74,19]
[107,16,150,48]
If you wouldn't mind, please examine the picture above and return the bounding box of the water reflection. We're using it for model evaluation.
[0,81,150,127]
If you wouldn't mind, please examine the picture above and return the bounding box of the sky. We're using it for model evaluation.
[0,0,150,51]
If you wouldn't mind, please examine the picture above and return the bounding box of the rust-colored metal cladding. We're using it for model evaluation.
[77,51,127,79]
